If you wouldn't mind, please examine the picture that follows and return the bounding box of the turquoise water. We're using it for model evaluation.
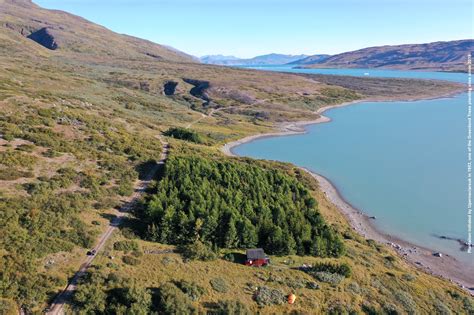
[238,64,468,84]
[233,67,472,265]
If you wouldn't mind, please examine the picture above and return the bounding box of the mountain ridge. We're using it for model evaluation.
[299,40,473,71]
[0,0,195,63]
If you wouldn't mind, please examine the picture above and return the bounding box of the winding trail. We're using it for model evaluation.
[185,103,262,129]
[46,137,169,315]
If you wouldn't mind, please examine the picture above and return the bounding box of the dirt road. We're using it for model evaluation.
[46,139,169,315]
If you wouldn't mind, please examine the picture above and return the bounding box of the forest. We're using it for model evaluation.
[140,155,345,257]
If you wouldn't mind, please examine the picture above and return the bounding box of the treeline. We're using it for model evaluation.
[139,156,344,257]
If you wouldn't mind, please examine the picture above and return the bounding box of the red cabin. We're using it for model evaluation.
[245,248,269,267]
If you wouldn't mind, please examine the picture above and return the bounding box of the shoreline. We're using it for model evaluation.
[221,88,466,156]
[221,90,474,293]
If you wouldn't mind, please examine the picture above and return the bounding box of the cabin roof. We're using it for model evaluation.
[246,248,266,260]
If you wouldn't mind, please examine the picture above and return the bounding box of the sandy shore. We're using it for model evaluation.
[221,92,474,293]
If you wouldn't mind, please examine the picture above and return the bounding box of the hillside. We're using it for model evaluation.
[289,54,330,65]
[0,0,195,62]
[200,53,309,65]
[300,40,473,72]
[0,0,472,314]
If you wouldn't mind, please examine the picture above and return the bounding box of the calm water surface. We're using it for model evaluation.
[233,66,471,265]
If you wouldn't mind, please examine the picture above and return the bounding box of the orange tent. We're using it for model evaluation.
[288,293,296,304]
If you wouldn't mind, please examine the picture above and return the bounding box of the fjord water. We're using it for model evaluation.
[238,64,468,83]
[234,67,472,265]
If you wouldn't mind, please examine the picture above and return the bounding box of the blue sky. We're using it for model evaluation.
[35,0,473,58]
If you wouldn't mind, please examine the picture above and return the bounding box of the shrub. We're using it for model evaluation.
[120,227,137,239]
[106,262,119,269]
[285,278,306,289]
[210,278,228,293]
[0,168,34,180]
[42,149,61,158]
[164,127,203,144]
[131,250,143,258]
[73,271,108,313]
[304,262,352,278]
[433,300,452,315]
[462,297,474,313]
[313,272,345,286]
[16,144,35,152]
[0,150,37,167]
[366,239,378,249]
[383,303,401,315]
[327,301,355,315]
[306,282,320,290]
[113,240,139,252]
[2,134,14,141]
[155,283,197,315]
[161,256,174,266]
[94,197,119,210]
[253,286,286,306]
[394,290,417,313]
[116,180,134,196]
[179,240,217,261]
[0,298,18,315]
[346,282,360,294]
[213,300,252,315]
[361,303,379,315]
[402,273,416,282]
[223,252,235,262]
[122,256,140,266]
[73,270,153,314]
[174,280,205,301]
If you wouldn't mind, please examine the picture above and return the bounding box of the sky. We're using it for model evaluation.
[35,0,473,58]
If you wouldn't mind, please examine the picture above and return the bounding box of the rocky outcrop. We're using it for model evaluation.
[163,81,178,96]
[139,81,150,92]
[211,87,255,104]
[3,22,36,36]
[145,52,164,60]
[27,27,58,50]
[182,78,211,105]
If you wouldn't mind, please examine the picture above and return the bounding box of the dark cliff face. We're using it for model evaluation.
[163,81,178,96]
[182,78,211,104]
[27,27,58,50]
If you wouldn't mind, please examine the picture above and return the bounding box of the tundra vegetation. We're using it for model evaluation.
[0,0,471,313]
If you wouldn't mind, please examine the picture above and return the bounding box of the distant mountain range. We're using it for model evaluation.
[300,40,473,72]
[200,40,473,72]
[200,53,311,66]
